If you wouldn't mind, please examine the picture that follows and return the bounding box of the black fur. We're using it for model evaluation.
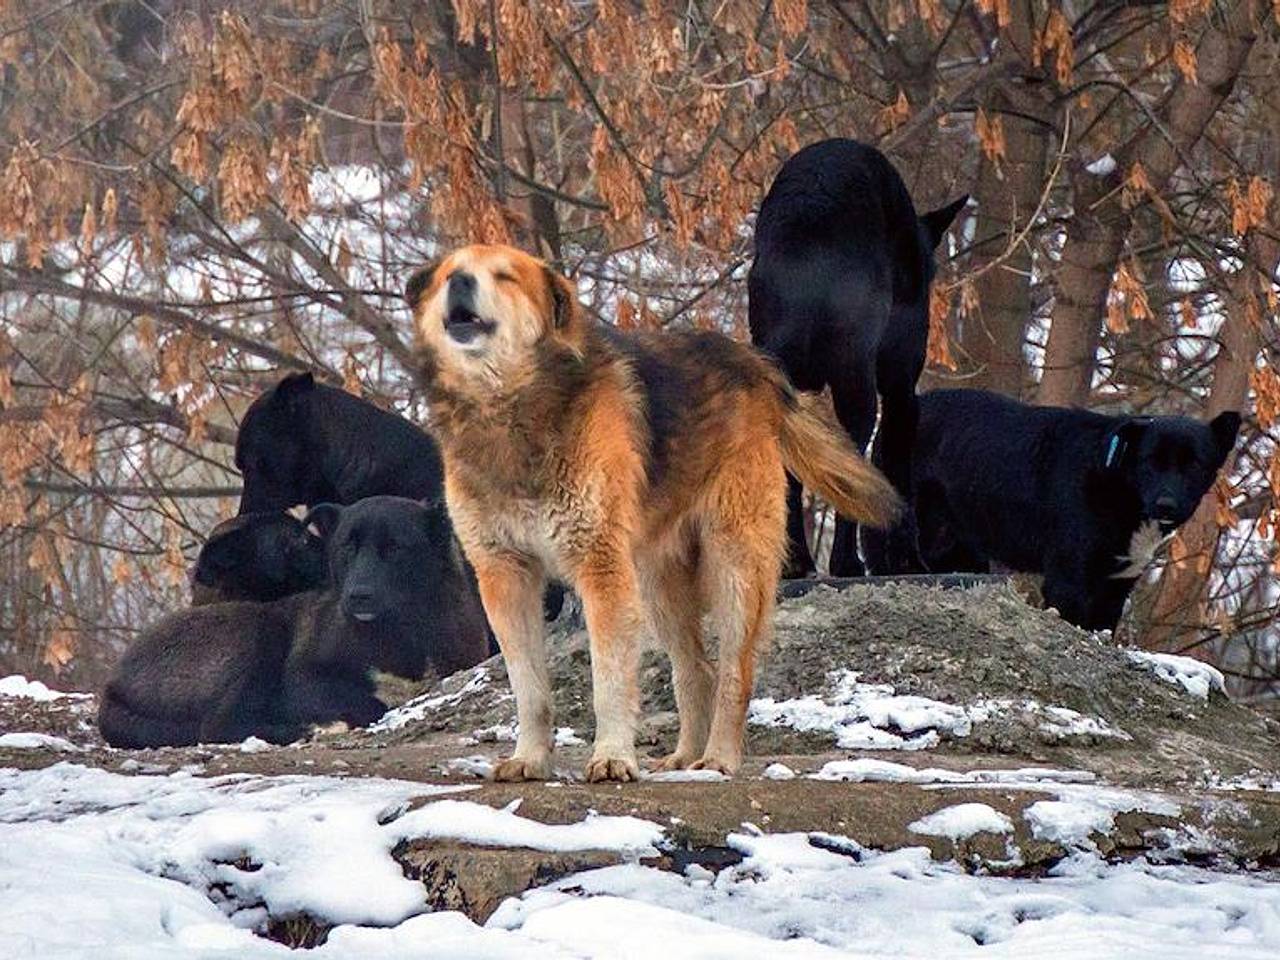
[98,497,492,748]
[236,372,564,621]
[189,512,325,605]
[748,138,966,577]
[235,372,445,514]
[911,389,1241,631]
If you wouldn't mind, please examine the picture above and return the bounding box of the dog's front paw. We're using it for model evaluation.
[649,750,698,773]
[585,753,639,783]
[492,755,552,782]
[689,752,740,776]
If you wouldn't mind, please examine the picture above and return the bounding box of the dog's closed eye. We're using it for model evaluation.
[494,271,517,284]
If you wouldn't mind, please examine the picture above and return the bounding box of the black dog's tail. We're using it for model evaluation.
[97,682,198,749]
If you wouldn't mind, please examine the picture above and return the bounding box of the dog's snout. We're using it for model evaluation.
[1154,496,1179,519]
[447,271,476,302]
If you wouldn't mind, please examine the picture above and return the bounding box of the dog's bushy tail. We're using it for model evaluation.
[776,389,901,529]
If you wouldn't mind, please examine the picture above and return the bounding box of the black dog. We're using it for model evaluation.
[189,511,325,605]
[236,372,444,514]
[749,138,966,577]
[235,372,565,620]
[911,389,1241,631]
[98,497,492,748]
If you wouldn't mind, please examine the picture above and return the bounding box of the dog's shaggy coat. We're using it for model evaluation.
[408,245,899,781]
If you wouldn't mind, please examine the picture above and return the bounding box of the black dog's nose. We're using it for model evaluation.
[1154,496,1179,519]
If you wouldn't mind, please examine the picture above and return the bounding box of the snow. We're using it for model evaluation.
[554,726,584,746]
[748,669,982,750]
[495,832,1280,959]
[646,769,730,783]
[1,763,1278,958]
[0,674,85,701]
[763,762,797,780]
[749,670,1126,749]
[1127,650,1226,700]
[370,666,491,732]
[238,736,273,754]
[444,755,495,778]
[0,732,84,752]
[1086,153,1118,176]
[1022,785,1179,848]
[387,799,663,854]
[909,803,1014,840]
[810,758,1094,786]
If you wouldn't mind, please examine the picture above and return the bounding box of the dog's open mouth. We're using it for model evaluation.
[445,306,496,345]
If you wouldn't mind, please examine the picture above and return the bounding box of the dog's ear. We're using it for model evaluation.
[921,195,969,250]
[302,502,343,540]
[1208,410,1242,464]
[405,260,440,313]
[1102,417,1151,470]
[274,371,316,408]
[542,265,577,330]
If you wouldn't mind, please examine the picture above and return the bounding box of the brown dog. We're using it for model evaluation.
[408,244,899,782]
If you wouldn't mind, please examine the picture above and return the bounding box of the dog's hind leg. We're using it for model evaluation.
[782,474,816,577]
[863,366,924,574]
[642,550,714,771]
[695,455,786,774]
[472,554,554,781]
[827,365,878,576]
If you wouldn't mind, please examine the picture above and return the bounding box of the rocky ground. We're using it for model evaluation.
[3,579,1279,952]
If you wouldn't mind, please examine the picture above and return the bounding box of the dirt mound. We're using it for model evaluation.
[376,581,1279,785]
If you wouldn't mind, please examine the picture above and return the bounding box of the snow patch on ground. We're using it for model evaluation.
[748,670,983,750]
[371,667,491,731]
[495,832,1280,959]
[1022,785,1180,848]
[646,769,729,783]
[810,758,1096,786]
[749,670,1127,749]
[0,674,86,701]
[0,732,83,752]
[1,763,1277,958]
[910,803,1014,840]
[763,762,796,781]
[1127,650,1226,700]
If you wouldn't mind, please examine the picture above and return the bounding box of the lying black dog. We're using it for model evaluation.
[236,371,565,620]
[911,388,1241,631]
[189,511,324,605]
[749,138,966,577]
[99,497,492,748]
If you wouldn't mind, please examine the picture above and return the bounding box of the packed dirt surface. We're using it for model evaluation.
[4,579,1279,902]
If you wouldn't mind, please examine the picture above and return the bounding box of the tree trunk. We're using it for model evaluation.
[1134,232,1279,652]
[1038,0,1260,407]
[966,98,1047,398]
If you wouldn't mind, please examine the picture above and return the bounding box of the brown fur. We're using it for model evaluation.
[409,244,898,781]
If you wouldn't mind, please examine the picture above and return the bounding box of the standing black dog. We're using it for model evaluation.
[749,138,967,577]
[99,497,492,748]
[911,388,1241,631]
[235,372,565,620]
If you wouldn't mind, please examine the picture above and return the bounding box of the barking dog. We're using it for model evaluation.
[408,244,899,782]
